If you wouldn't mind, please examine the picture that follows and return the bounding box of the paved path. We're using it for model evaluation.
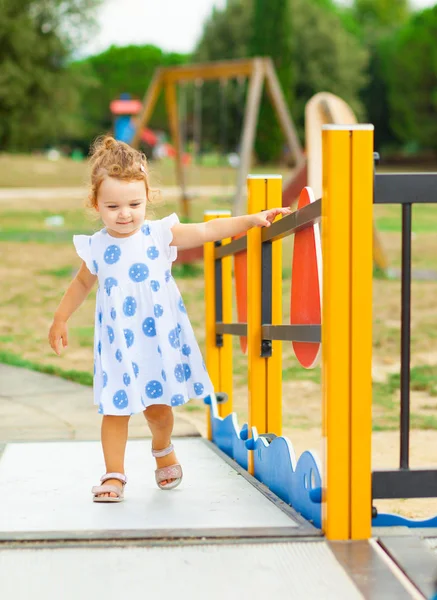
[0,364,199,442]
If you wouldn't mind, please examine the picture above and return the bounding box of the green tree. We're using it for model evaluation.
[384,6,437,153]
[0,0,102,151]
[71,45,189,148]
[250,0,293,163]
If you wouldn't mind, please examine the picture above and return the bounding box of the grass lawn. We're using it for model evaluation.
[1,154,436,519]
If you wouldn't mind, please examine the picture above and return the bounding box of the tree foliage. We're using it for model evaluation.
[383,6,437,153]
[0,0,101,151]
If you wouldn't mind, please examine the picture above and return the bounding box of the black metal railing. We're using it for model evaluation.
[372,171,437,500]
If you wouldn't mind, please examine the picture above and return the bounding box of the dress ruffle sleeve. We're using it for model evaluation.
[73,235,97,275]
[155,213,180,263]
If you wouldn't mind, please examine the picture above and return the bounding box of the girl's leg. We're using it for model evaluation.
[144,405,179,486]
[96,415,130,498]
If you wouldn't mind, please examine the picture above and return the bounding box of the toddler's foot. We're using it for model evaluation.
[91,472,127,501]
[94,478,123,499]
[152,444,181,487]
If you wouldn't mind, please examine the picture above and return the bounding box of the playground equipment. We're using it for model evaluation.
[131,57,304,219]
[204,125,437,539]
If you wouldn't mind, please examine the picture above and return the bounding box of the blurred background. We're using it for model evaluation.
[1,0,437,521]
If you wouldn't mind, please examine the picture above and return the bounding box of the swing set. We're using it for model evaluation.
[131,57,304,219]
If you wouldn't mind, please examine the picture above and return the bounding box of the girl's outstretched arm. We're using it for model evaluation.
[170,207,291,249]
[48,262,97,356]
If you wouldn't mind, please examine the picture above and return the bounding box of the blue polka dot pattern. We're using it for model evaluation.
[102,371,108,388]
[147,246,159,260]
[93,260,99,274]
[142,317,156,337]
[182,344,191,356]
[183,364,191,380]
[150,280,160,292]
[168,327,180,349]
[157,345,162,355]
[123,296,137,317]
[194,382,204,396]
[202,361,207,371]
[171,394,185,406]
[145,380,163,399]
[115,349,123,362]
[98,311,102,325]
[123,373,131,386]
[98,341,102,355]
[141,224,151,235]
[165,270,171,282]
[154,304,164,318]
[161,369,167,381]
[113,390,128,409]
[107,325,115,344]
[104,277,118,296]
[132,362,139,378]
[104,245,121,264]
[174,364,184,383]
[110,308,117,320]
[129,263,149,282]
[124,328,134,348]
[178,297,187,313]
[98,404,104,414]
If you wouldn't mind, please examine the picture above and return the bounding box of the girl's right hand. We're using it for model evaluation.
[48,319,68,356]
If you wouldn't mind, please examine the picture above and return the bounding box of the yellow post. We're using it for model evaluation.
[204,211,233,440]
[350,127,373,540]
[247,176,268,472]
[322,125,373,541]
[321,126,353,540]
[266,176,283,436]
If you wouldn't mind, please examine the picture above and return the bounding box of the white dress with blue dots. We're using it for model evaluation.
[73,213,214,416]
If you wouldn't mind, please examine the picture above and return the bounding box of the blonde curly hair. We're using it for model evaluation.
[87,135,153,209]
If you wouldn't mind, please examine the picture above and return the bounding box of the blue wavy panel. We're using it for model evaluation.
[203,396,248,468]
[246,427,322,528]
[373,512,437,528]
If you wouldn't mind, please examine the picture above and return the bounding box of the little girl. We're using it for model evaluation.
[48,136,290,502]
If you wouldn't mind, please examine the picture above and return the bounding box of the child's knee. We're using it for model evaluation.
[145,404,172,427]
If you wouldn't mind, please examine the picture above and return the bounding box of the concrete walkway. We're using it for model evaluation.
[0,364,199,442]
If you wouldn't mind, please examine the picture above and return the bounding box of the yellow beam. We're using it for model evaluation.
[266,176,283,436]
[350,127,373,539]
[161,58,257,84]
[321,126,352,540]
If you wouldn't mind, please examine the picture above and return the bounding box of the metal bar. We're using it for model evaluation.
[374,173,437,204]
[261,241,273,357]
[215,236,247,259]
[262,325,321,343]
[214,243,223,348]
[400,204,412,469]
[216,323,247,336]
[373,469,437,499]
[262,199,321,243]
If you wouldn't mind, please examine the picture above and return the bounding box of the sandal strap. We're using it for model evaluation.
[155,464,182,484]
[92,484,123,497]
[100,472,127,484]
[151,443,174,458]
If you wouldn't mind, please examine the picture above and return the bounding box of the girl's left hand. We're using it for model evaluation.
[251,207,292,228]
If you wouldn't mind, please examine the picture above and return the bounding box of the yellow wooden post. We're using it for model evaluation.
[322,125,373,541]
[204,211,233,440]
[266,176,283,436]
[321,126,353,540]
[350,127,373,539]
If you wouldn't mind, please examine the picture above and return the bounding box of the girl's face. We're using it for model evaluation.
[96,177,147,237]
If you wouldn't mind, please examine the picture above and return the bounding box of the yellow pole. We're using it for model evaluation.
[321,125,373,541]
[204,211,233,440]
[321,126,353,540]
[266,176,283,436]
[247,176,268,472]
[350,127,373,539]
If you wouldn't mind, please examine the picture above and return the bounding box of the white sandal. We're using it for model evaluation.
[92,472,127,503]
[152,444,183,490]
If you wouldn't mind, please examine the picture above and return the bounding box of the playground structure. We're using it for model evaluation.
[204,125,437,537]
[1,124,437,598]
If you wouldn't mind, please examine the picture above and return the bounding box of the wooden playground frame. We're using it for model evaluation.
[131,57,305,218]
